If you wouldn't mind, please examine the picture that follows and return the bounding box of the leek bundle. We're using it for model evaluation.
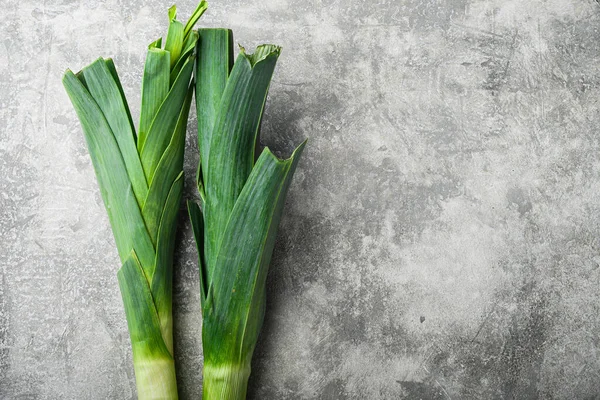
[189,30,306,398]
[62,3,207,398]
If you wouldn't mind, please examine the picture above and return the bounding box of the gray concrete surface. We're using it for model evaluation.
[3,0,600,398]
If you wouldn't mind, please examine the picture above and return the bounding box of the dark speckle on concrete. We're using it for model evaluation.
[398,380,447,400]
[4,0,600,399]
[507,187,533,216]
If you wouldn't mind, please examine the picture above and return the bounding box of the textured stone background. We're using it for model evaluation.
[3,0,600,398]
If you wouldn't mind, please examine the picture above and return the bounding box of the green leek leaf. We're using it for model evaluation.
[203,45,281,275]
[165,6,184,68]
[81,58,148,206]
[140,54,194,183]
[62,70,156,273]
[138,48,170,151]
[149,171,184,354]
[195,28,233,190]
[184,1,208,40]
[203,143,306,365]
[142,87,192,245]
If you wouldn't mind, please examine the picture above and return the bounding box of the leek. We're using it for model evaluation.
[189,29,306,399]
[62,2,208,398]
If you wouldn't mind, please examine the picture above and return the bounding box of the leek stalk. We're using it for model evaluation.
[189,29,306,399]
[62,3,208,398]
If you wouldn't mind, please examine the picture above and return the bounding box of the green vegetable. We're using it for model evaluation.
[62,2,207,398]
[190,29,306,399]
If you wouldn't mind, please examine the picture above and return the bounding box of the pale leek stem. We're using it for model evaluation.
[202,363,251,400]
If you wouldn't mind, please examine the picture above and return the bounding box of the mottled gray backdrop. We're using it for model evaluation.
[3,0,600,398]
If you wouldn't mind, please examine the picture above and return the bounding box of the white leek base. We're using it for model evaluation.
[202,363,251,400]
[133,357,178,400]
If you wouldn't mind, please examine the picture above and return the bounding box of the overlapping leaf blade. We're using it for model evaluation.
[138,48,170,151]
[62,70,156,273]
[118,251,173,361]
[203,45,282,276]
[190,28,233,309]
[82,58,148,205]
[150,171,184,353]
[184,1,208,39]
[171,30,199,85]
[142,86,193,246]
[165,5,184,68]
[202,143,306,365]
[140,55,194,183]
[117,251,177,398]
[195,28,233,190]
